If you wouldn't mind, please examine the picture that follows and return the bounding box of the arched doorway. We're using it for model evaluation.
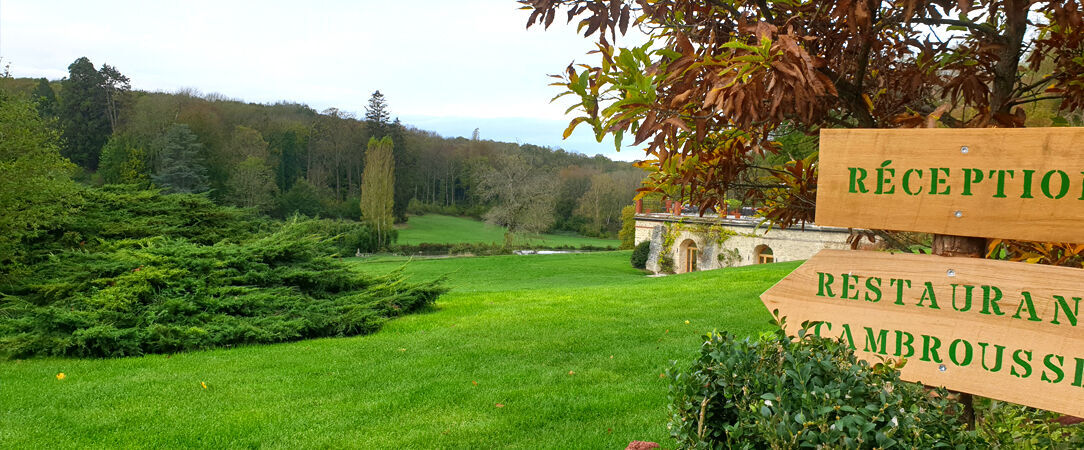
[754,244,775,264]
[679,239,699,273]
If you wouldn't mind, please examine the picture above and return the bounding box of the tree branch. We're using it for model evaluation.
[754,0,775,22]
[909,18,1000,37]
[1007,95,1066,107]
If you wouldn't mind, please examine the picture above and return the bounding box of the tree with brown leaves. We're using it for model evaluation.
[521,0,1084,230]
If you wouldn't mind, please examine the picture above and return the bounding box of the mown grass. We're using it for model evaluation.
[0,252,797,448]
[397,214,621,248]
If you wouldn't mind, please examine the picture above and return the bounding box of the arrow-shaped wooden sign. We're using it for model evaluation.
[761,249,1084,418]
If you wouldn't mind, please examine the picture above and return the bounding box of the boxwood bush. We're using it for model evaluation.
[631,240,651,269]
[667,324,980,448]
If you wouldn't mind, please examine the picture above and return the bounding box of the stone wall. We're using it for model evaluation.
[634,214,855,274]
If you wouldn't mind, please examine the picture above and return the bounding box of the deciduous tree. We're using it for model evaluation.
[99,64,131,133]
[227,156,278,212]
[522,1,1084,230]
[475,153,556,235]
[98,135,149,186]
[0,95,79,265]
[361,137,395,249]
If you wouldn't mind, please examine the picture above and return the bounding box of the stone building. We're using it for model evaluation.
[634,212,857,274]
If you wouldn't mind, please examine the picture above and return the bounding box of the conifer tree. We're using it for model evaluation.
[364,90,390,137]
[59,57,110,169]
[152,124,209,194]
[360,136,395,249]
[31,78,57,119]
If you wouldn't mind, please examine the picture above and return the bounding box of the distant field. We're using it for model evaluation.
[397,214,621,248]
[0,252,795,448]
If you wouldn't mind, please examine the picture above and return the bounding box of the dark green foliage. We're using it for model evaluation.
[364,90,390,137]
[630,241,650,269]
[5,185,267,283]
[55,185,266,247]
[276,178,324,217]
[153,123,210,193]
[98,134,149,186]
[390,118,413,223]
[293,218,391,255]
[667,327,980,448]
[31,78,57,118]
[977,400,1084,448]
[58,57,111,170]
[0,187,441,358]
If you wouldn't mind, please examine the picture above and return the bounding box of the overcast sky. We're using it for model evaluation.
[0,0,645,161]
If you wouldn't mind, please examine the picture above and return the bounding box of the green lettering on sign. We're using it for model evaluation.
[962,168,984,196]
[848,168,869,194]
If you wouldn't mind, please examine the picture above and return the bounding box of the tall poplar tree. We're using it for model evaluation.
[360,136,395,249]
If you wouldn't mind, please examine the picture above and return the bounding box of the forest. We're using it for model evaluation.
[0,57,643,242]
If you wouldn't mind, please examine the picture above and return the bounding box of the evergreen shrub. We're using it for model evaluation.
[631,240,651,269]
[667,326,980,448]
[0,186,442,358]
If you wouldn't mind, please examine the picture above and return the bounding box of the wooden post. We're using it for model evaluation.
[931,233,985,430]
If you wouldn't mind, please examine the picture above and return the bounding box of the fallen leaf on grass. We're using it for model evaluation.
[568,371,575,375]
[398,348,407,352]
[56,373,66,380]
[201,381,208,389]
[684,320,690,324]
[659,373,666,378]
[472,381,478,386]
[495,403,505,408]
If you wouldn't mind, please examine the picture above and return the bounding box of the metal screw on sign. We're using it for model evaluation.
[954,210,963,218]
[947,269,956,277]
[939,364,947,372]
[961,146,969,154]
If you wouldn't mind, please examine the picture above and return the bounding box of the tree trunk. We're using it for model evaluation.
[931,233,985,430]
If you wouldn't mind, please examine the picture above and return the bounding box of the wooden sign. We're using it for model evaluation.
[760,249,1084,418]
[816,128,1084,243]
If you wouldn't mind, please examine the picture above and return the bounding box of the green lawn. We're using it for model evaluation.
[396,214,621,248]
[0,252,797,448]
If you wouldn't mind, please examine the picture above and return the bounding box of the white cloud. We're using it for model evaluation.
[1,0,649,158]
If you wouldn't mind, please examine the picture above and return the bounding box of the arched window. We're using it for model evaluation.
[679,239,698,273]
[755,245,775,264]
